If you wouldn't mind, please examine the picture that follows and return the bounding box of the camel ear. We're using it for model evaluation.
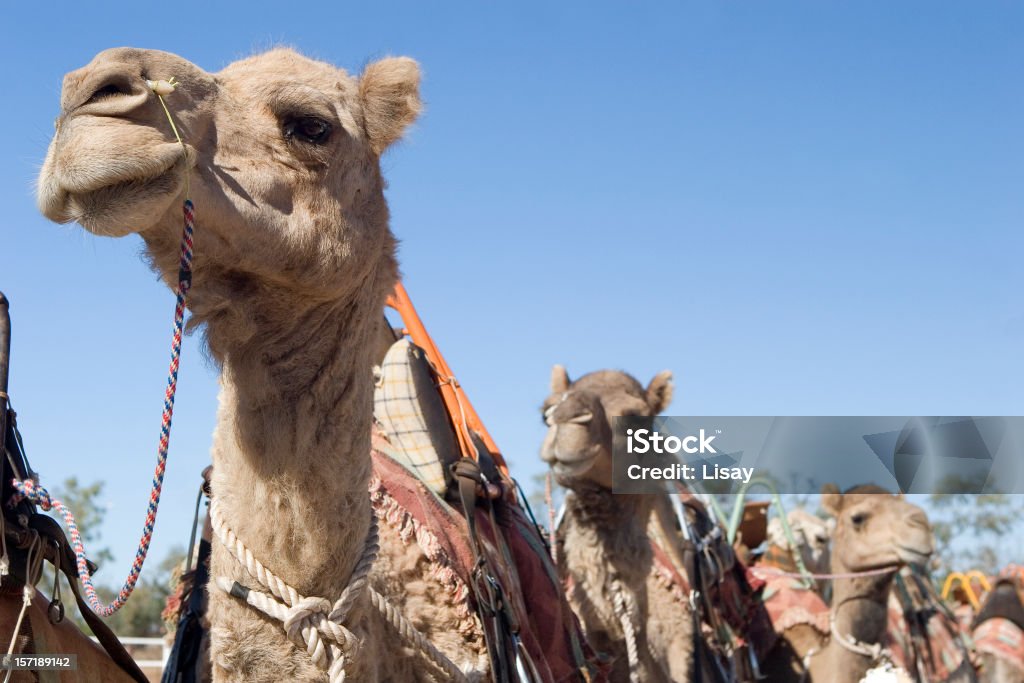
[820,483,842,517]
[359,57,422,154]
[550,365,571,394]
[646,371,674,414]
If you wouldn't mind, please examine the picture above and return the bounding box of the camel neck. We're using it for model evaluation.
[206,273,389,598]
[823,573,894,679]
[561,486,654,576]
[567,485,653,534]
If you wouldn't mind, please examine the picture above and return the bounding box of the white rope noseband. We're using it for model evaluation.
[829,611,890,662]
[209,499,469,682]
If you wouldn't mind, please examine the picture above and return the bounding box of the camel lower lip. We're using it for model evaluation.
[65,163,184,231]
[552,459,593,478]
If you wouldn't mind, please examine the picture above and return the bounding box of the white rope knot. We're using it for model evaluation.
[283,595,333,646]
[210,498,471,683]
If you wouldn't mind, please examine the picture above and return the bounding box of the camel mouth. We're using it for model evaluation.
[549,448,602,484]
[895,544,933,567]
[552,459,593,479]
[38,143,191,236]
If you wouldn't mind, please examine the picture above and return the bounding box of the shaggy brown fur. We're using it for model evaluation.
[759,486,935,683]
[37,47,486,682]
[541,366,694,682]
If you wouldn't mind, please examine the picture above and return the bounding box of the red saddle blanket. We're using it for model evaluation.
[758,574,830,636]
[370,439,602,682]
[973,618,1024,676]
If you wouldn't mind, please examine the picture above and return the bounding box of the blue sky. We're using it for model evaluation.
[1,2,1021,585]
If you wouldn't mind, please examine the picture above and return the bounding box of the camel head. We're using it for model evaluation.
[37,47,421,340]
[767,508,834,575]
[821,485,934,574]
[540,366,673,489]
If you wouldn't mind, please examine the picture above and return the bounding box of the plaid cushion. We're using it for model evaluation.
[373,338,458,495]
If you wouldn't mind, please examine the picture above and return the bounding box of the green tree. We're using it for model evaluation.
[99,547,186,637]
[926,493,1024,575]
[42,477,187,638]
[51,476,114,568]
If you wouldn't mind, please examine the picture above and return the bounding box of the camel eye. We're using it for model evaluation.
[283,116,332,144]
[850,512,868,527]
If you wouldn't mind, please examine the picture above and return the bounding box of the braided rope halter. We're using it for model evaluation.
[209,496,470,682]
[12,78,193,617]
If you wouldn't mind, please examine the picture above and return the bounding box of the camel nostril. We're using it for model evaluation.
[85,78,133,106]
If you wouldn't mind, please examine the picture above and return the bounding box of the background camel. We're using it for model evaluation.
[759,485,935,683]
[541,365,700,682]
[758,503,976,682]
[972,572,1024,683]
[754,507,833,596]
[37,47,493,682]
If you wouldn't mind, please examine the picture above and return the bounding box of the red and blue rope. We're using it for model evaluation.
[12,199,195,617]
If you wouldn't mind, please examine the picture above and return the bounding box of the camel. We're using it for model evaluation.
[972,571,1024,683]
[757,504,976,682]
[759,485,935,683]
[756,508,833,595]
[540,365,701,682]
[36,47,515,682]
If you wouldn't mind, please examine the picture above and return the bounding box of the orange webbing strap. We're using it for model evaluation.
[385,281,510,478]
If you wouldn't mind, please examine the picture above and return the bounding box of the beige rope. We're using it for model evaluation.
[2,534,43,683]
[610,578,642,683]
[210,500,469,682]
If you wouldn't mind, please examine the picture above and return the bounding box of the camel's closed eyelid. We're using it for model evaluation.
[264,86,340,127]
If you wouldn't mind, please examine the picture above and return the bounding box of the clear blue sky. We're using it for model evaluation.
[1,2,1021,583]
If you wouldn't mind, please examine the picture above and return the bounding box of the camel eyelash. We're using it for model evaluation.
[282,115,333,145]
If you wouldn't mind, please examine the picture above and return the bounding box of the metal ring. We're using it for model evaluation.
[47,599,65,624]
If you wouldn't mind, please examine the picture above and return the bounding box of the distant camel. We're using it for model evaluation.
[541,365,710,682]
[759,485,934,683]
[972,569,1024,683]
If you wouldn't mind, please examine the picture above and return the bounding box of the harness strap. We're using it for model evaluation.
[4,516,149,683]
[452,457,516,683]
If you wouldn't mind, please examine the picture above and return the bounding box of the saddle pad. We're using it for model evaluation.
[759,574,830,636]
[373,338,459,496]
[370,438,602,682]
[973,618,1024,675]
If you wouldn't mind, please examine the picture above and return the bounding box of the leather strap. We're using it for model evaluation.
[451,457,516,683]
[161,538,211,683]
[4,516,149,683]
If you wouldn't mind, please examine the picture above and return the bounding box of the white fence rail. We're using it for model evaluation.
[92,636,169,671]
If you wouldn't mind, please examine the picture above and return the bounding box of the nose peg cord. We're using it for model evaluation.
[12,78,194,617]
